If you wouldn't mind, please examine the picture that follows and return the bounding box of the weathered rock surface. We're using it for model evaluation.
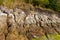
[0,6,60,40]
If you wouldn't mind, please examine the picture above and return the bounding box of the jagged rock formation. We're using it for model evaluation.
[0,6,60,40]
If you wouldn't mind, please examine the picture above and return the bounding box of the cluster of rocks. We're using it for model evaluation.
[0,6,60,40]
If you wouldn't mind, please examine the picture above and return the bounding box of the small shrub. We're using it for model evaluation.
[55,0,60,12]
[0,0,3,5]
[3,0,13,8]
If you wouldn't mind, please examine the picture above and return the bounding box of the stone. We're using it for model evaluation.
[0,6,60,40]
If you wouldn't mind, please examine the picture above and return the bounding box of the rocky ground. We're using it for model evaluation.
[0,6,60,40]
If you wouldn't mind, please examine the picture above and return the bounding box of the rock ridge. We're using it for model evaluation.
[0,6,60,40]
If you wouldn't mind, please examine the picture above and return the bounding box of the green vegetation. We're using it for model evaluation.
[0,0,3,5]
[24,0,49,7]
[0,0,60,12]
[24,0,60,12]
[31,34,60,40]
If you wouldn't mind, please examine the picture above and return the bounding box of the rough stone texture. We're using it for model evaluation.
[0,6,60,40]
